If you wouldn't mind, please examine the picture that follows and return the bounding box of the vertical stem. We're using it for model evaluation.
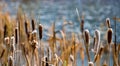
[109,44,111,66]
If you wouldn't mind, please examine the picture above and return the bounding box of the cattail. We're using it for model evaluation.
[15,27,18,44]
[8,56,14,66]
[84,29,90,61]
[107,28,113,44]
[31,19,35,31]
[80,19,84,33]
[4,24,7,38]
[107,28,113,66]
[88,62,94,66]
[38,24,42,40]
[95,29,100,54]
[106,18,111,28]
[24,21,28,36]
[84,29,90,45]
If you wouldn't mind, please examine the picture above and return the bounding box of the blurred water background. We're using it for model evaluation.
[0,0,120,65]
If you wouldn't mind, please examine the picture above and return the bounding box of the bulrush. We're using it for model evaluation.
[31,19,35,31]
[84,29,90,62]
[38,24,42,40]
[80,19,84,33]
[106,18,111,28]
[88,62,94,66]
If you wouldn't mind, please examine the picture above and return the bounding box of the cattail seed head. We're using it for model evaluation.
[84,29,90,45]
[88,62,94,66]
[106,18,111,28]
[25,21,28,35]
[80,19,84,33]
[15,27,18,44]
[107,28,113,44]
[31,19,35,31]
[4,24,7,38]
[38,24,42,40]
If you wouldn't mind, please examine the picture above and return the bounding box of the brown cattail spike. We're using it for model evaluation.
[38,24,42,40]
[80,19,84,33]
[25,21,28,36]
[15,27,18,44]
[107,28,113,44]
[31,19,35,31]
[106,18,111,28]
[84,29,90,45]
[4,24,7,38]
